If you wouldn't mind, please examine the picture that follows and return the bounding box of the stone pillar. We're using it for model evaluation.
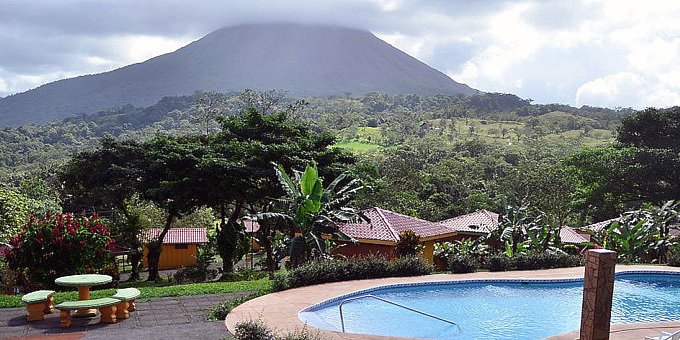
[580,249,617,340]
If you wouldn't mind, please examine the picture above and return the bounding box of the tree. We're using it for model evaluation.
[138,135,206,281]
[523,163,577,227]
[566,107,680,221]
[59,138,148,280]
[0,187,41,242]
[617,107,680,150]
[191,91,229,135]
[200,107,353,273]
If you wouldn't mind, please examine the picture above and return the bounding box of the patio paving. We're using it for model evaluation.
[226,265,680,340]
[1,292,249,340]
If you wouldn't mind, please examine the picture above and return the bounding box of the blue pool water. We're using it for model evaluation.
[298,272,680,339]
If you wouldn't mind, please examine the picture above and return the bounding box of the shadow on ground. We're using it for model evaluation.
[1,293,249,340]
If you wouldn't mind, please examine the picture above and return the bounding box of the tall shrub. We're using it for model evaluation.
[7,212,115,289]
[395,229,422,258]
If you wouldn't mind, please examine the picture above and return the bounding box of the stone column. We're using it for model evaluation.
[580,249,617,340]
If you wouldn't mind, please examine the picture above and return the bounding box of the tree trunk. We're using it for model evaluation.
[258,220,275,279]
[147,213,174,281]
[216,203,244,277]
[120,204,142,281]
[128,250,141,281]
[222,204,242,273]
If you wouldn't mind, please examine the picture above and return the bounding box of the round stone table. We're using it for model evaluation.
[55,274,112,317]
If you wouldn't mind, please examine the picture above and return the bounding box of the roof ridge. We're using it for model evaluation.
[145,227,207,230]
[378,207,433,224]
[373,207,400,242]
[439,209,487,223]
[480,209,499,223]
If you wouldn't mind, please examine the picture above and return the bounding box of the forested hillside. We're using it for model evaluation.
[0,90,648,226]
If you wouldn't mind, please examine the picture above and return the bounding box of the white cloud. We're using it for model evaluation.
[0,70,81,97]
[575,72,646,107]
[575,72,680,108]
[2,0,680,108]
[378,0,402,12]
[111,35,195,64]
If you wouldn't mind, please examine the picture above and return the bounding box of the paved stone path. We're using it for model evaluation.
[1,293,249,340]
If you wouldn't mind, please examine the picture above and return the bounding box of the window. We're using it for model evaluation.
[174,243,189,249]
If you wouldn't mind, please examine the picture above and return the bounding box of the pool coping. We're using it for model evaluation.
[300,270,680,313]
[225,265,680,339]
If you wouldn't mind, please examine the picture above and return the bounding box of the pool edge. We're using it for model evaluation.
[226,266,680,340]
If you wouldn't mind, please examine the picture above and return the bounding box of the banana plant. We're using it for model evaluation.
[603,201,679,263]
[526,222,563,253]
[251,161,366,266]
[605,218,651,263]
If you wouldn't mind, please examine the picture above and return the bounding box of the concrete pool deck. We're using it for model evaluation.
[225,265,680,339]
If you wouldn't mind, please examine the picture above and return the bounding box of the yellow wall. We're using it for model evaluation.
[142,244,198,270]
[421,240,435,265]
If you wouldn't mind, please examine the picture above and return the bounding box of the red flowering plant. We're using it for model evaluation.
[7,212,116,289]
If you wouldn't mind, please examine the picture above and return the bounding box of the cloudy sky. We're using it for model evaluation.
[1,0,679,108]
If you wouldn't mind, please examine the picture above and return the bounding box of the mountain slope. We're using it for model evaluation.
[0,23,477,126]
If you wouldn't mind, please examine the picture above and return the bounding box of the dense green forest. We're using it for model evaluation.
[0,91,628,176]
[2,89,675,231]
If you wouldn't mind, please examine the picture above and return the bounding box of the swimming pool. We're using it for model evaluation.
[298,271,680,339]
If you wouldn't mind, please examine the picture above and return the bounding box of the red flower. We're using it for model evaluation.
[9,236,20,247]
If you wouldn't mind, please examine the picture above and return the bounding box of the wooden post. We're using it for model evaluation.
[580,249,617,340]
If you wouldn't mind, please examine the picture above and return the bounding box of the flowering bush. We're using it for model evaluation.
[7,212,116,289]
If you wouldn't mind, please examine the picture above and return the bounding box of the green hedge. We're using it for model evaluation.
[448,255,479,273]
[668,244,680,267]
[488,252,582,272]
[273,256,433,291]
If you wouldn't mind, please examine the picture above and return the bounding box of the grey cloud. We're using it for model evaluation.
[0,0,507,87]
[523,0,600,31]
[2,0,674,108]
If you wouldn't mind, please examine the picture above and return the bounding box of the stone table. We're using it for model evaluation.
[54,274,112,317]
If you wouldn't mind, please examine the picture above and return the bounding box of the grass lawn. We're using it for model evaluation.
[333,140,382,152]
[0,278,271,308]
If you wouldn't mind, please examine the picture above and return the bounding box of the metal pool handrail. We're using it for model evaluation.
[338,294,461,333]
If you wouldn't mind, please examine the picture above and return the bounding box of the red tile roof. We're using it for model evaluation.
[559,226,590,244]
[338,207,455,243]
[439,210,588,244]
[438,210,499,234]
[140,228,208,244]
[581,219,617,233]
[243,220,260,233]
